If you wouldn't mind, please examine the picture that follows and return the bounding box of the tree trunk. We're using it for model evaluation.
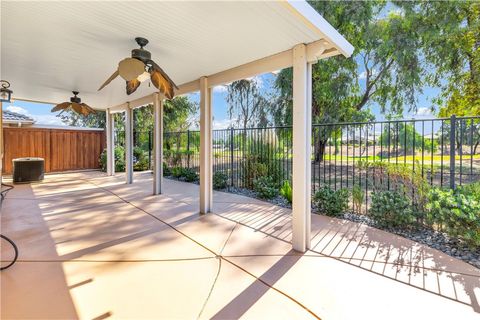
[314,136,327,163]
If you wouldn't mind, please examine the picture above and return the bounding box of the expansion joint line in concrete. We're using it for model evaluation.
[81,178,322,320]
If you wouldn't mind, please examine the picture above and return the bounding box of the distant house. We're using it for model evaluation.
[2,110,35,127]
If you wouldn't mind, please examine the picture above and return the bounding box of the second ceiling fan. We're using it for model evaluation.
[98,37,178,99]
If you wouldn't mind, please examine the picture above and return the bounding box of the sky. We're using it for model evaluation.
[3,70,441,130]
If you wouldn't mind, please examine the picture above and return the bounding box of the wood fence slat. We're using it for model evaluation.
[2,127,105,174]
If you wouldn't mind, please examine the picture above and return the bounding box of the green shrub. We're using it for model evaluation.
[213,172,228,189]
[100,149,107,171]
[133,147,149,171]
[242,141,284,189]
[242,156,268,188]
[370,191,417,228]
[114,147,126,172]
[171,166,198,182]
[426,187,480,247]
[459,182,480,202]
[133,158,149,171]
[99,146,125,172]
[172,166,185,178]
[253,176,279,199]
[313,186,349,217]
[359,161,430,212]
[351,185,364,214]
[163,162,171,176]
[279,180,292,204]
[182,168,199,182]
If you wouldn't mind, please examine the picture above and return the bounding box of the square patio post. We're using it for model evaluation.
[153,92,163,195]
[125,103,133,184]
[0,102,3,185]
[292,43,312,252]
[106,108,115,176]
[199,76,213,214]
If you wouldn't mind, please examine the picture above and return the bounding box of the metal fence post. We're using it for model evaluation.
[187,130,191,168]
[148,130,152,170]
[450,114,456,189]
[230,127,234,187]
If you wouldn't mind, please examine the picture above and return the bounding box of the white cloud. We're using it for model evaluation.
[213,85,227,93]
[5,104,65,126]
[6,105,29,115]
[415,107,432,116]
[246,75,263,88]
[213,118,235,130]
[33,114,65,126]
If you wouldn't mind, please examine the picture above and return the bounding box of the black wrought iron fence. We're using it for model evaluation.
[115,115,480,210]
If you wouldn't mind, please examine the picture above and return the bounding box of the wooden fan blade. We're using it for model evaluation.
[80,103,96,115]
[98,70,119,91]
[51,102,71,112]
[150,69,174,99]
[71,102,87,116]
[126,79,141,95]
[150,60,178,90]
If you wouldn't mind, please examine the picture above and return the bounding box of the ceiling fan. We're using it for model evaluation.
[98,37,178,99]
[51,91,96,116]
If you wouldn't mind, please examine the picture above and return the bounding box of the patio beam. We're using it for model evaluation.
[125,104,133,184]
[106,108,115,176]
[153,93,163,195]
[176,40,331,96]
[109,94,155,113]
[199,76,213,214]
[291,43,312,252]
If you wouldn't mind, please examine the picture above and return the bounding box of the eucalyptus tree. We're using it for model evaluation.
[397,1,480,117]
[226,79,272,130]
[397,1,480,155]
[274,1,425,161]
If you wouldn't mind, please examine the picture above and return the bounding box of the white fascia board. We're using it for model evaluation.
[283,1,354,58]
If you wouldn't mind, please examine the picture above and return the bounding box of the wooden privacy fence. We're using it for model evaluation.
[2,127,105,174]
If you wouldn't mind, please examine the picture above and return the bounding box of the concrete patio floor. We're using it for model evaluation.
[1,171,479,320]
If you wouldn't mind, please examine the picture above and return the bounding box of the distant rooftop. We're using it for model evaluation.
[2,110,35,124]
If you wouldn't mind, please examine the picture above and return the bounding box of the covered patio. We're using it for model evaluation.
[1,1,480,319]
[2,171,479,319]
[1,0,355,252]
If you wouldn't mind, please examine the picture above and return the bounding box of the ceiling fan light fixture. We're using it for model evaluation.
[137,71,150,83]
[118,58,145,81]
[98,37,178,99]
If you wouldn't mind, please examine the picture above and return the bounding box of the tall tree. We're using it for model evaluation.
[398,1,480,116]
[58,110,106,128]
[226,79,271,129]
[398,1,480,156]
[275,1,426,161]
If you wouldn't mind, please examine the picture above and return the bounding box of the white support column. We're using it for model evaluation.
[153,93,164,195]
[125,104,133,184]
[0,102,3,185]
[292,43,312,252]
[106,108,115,176]
[306,62,313,249]
[199,76,213,214]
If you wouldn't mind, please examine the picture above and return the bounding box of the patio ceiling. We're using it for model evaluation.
[1,1,353,110]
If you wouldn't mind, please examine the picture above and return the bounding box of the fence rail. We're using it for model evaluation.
[116,115,480,212]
